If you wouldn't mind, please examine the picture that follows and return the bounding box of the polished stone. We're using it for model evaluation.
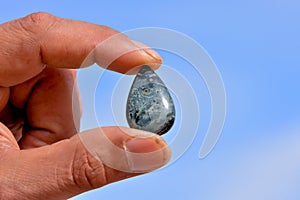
[126,65,175,135]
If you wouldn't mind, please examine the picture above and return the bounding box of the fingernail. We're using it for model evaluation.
[95,34,163,69]
[119,127,157,138]
[124,136,171,173]
[94,35,144,68]
[132,40,163,64]
[78,127,171,173]
[144,49,163,63]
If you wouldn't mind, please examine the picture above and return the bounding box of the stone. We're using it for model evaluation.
[126,65,175,135]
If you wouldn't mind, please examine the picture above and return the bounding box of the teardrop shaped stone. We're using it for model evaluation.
[126,65,175,135]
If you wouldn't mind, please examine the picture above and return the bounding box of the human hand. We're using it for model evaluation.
[0,12,170,199]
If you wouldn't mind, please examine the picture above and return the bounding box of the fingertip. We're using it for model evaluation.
[123,133,171,173]
[131,40,163,69]
[93,33,162,74]
[78,127,171,173]
[107,50,162,74]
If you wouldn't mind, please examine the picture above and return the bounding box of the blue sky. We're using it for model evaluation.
[1,1,300,199]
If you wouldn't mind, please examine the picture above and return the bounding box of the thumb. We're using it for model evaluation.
[3,127,170,199]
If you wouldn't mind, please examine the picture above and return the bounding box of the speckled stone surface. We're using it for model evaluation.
[126,65,175,135]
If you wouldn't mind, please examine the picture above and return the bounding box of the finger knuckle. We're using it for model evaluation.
[19,12,58,33]
[70,143,107,189]
[26,12,53,23]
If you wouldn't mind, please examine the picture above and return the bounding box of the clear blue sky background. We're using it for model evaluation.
[1,1,300,200]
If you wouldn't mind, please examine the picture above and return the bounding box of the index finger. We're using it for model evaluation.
[0,12,162,87]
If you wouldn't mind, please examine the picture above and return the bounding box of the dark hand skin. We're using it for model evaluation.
[0,12,170,199]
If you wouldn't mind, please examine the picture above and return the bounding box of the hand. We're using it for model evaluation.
[0,12,170,199]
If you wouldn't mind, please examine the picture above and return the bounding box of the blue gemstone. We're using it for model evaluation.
[126,66,175,135]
